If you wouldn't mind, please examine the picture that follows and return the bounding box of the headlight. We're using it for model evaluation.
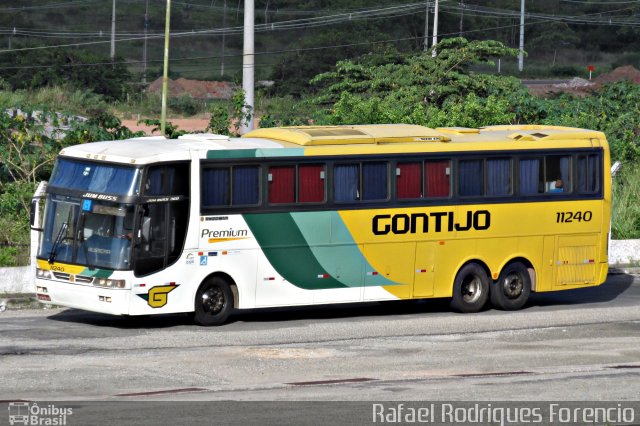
[36,268,52,279]
[94,278,126,289]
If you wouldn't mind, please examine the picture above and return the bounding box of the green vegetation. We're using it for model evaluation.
[612,167,640,240]
[1,32,639,266]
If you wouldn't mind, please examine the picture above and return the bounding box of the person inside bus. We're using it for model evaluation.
[549,179,564,193]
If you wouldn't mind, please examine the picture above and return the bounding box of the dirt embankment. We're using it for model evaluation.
[526,65,640,96]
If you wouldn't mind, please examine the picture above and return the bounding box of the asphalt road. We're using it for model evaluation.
[1,273,639,409]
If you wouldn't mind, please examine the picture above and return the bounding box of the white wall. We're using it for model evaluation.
[0,266,35,293]
[1,240,638,294]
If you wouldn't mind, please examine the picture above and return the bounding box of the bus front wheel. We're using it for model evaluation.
[450,263,489,313]
[194,277,233,326]
[491,262,531,310]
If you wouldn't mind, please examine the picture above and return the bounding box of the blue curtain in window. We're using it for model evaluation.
[487,159,511,196]
[50,159,139,195]
[459,160,483,196]
[233,166,259,205]
[202,168,229,206]
[519,159,540,195]
[578,157,587,192]
[588,155,599,192]
[50,160,93,189]
[560,156,570,192]
[362,162,387,200]
[334,164,359,201]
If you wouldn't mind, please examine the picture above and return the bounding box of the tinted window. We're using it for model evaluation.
[202,165,260,207]
[486,158,512,196]
[458,160,483,196]
[578,154,600,193]
[425,160,450,197]
[50,159,141,195]
[298,164,325,203]
[397,162,422,199]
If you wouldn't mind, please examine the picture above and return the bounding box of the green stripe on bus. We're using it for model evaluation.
[80,268,113,278]
[243,213,348,290]
[290,211,396,287]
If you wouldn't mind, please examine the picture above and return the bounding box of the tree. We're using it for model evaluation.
[305,38,525,126]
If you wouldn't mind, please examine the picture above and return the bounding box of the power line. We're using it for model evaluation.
[0,13,604,72]
[0,0,101,13]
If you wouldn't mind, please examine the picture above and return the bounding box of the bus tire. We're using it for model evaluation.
[491,262,531,310]
[450,263,489,313]
[193,277,233,326]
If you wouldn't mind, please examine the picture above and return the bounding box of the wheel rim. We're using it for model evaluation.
[502,272,524,299]
[201,286,225,315]
[461,275,483,304]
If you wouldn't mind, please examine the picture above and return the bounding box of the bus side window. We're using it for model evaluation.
[334,164,359,201]
[397,162,422,199]
[519,158,543,195]
[425,160,450,197]
[458,160,483,197]
[578,154,600,193]
[545,156,571,194]
[268,166,295,204]
[298,164,325,203]
[361,162,388,201]
[486,158,512,196]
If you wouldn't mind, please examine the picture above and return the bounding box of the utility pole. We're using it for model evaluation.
[431,0,439,57]
[423,0,429,52]
[518,0,525,71]
[160,0,172,137]
[241,0,255,134]
[459,0,464,37]
[111,0,116,60]
[221,0,226,76]
[143,0,149,84]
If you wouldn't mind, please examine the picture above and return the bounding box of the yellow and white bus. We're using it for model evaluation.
[32,124,611,325]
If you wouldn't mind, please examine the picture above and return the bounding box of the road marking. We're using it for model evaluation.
[114,387,208,397]
[287,378,376,386]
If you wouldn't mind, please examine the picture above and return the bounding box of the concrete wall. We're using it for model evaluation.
[0,266,34,294]
[609,239,640,266]
[2,240,639,294]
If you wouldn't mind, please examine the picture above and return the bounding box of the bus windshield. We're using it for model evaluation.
[39,194,136,270]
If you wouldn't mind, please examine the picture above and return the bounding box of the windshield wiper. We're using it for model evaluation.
[48,221,68,264]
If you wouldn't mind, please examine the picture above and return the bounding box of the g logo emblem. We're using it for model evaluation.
[137,285,179,308]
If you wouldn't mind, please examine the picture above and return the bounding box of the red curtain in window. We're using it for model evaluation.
[269,166,295,204]
[397,162,422,199]
[298,164,324,202]
[425,160,450,197]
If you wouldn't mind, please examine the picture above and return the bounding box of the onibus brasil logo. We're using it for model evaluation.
[8,402,72,425]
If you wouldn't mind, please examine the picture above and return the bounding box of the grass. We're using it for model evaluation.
[612,164,640,240]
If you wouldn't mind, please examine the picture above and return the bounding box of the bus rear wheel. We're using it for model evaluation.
[450,263,489,313]
[194,277,233,326]
[491,262,531,310]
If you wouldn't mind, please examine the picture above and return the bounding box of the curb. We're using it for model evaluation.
[609,267,640,275]
[0,294,45,311]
